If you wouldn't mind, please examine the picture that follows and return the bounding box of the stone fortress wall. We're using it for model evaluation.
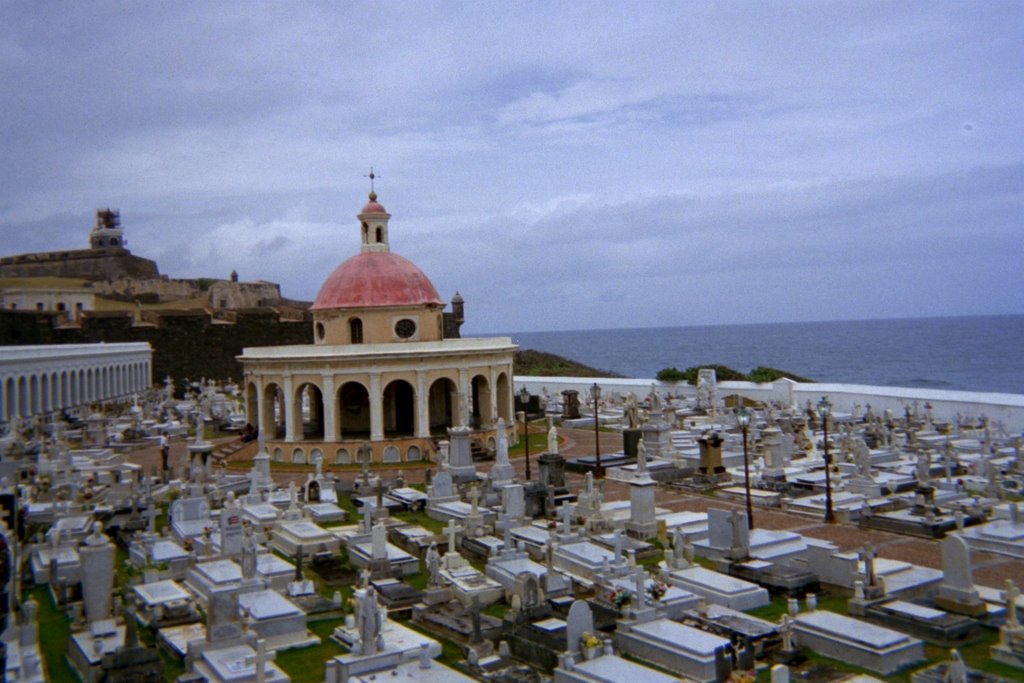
[90,276,282,308]
[0,307,312,387]
[0,248,160,282]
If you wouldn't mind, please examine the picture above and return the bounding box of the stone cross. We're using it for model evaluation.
[361,505,372,533]
[1004,579,1020,629]
[633,568,646,608]
[561,503,573,534]
[779,614,794,650]
[445,519,459,553]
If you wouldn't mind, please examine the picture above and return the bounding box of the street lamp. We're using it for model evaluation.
[518,387,532,480]
[817,396,835,523]
[737,406,754,530]
[590,382,603,478]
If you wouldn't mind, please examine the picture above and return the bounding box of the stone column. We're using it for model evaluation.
[488,366,500,428]
[415,371,429,439]
[369,373,383,442]
[321,374,337,442]
[79,524,115,623]
[283,376,298,442]
[457,368,470,428]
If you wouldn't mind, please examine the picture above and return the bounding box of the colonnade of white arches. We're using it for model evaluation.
[245,368,514,446]
[0,344,152,423]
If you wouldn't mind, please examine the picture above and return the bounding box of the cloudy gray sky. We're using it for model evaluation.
[2,2,1021,333]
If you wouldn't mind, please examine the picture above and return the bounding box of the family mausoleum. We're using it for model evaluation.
[238,191,516,465]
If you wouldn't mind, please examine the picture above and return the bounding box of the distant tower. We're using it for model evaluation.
[89,208,124,249]
[444,291,465,339]
[451,291,464,326]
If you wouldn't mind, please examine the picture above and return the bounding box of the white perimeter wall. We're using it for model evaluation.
[515,375,1024,434]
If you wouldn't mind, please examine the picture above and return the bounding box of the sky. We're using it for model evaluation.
[1,2,1021,334]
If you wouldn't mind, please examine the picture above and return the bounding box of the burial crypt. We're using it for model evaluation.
[239,191,516,465]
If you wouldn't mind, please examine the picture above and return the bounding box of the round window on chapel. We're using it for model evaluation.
[395,319,416,339]
[315,322,325,340]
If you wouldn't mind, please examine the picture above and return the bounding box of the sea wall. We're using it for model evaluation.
[515,376,1024,433]
[0,308,312,385]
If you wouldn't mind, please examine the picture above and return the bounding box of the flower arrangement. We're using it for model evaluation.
[728,670,756,683]
[647,581,669,602]
[580,631,601,650]
[607,587,632,608]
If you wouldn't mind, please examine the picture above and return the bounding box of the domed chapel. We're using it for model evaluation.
[238,190,517,465]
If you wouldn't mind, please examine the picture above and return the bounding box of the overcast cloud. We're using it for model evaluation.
[1,2,1021,333]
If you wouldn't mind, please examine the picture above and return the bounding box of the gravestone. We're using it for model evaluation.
[502,484,526,523]
[207,592,242,643]
[565,599,594,654]
[561,390,581,419]
[219,496,243,556]
[707,508,750,561]
[934,535,986,617]
[428,471,455,501]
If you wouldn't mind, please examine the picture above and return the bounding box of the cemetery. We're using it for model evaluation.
[0,370,1021,683]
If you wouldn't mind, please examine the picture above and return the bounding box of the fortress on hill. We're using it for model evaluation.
[0,208,285,309]
[0,208,160,282]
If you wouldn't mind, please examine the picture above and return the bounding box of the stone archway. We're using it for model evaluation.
[471,374,493,429]
[338,381,370,438]
[295,382,324,439]
[383,379,415,438]
[262,382,285,439]
[429,377,456,435]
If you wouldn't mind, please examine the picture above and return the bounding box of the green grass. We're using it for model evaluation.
[392,509,446,534]
[30,585,76,682]
[508,428,550,457]
[274,618,347,683]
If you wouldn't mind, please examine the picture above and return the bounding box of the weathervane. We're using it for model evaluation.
[364,167,380,194]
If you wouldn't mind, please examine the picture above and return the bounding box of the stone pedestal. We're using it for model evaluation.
[697,433,726,475]
[640,420,672,459]
[538,452,565,490]
[447,427,478,483]
[625,475,657,540]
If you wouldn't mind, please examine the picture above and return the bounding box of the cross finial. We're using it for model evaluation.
[364,167,380,195]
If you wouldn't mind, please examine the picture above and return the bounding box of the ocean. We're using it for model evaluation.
[498,315,1024,395]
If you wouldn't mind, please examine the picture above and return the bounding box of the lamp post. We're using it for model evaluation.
[737,406,754,530]
[518,387,532,481]
[817,396,835,523]
[590,382,602,478]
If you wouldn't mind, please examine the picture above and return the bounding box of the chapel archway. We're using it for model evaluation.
[383,379,415,437]
[338,381,370,438]
[428,377,456,435]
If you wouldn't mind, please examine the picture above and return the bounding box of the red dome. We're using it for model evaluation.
[312,251,443,309]
[361,200,388,214]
